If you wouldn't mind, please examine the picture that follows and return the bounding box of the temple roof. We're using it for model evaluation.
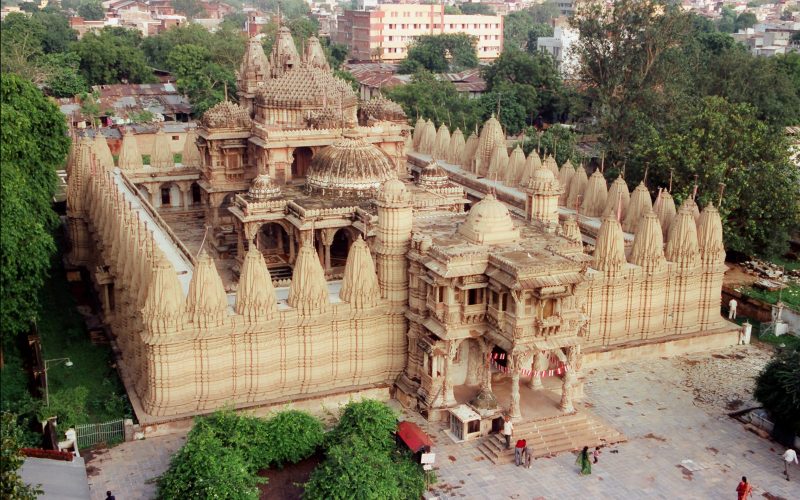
[458,193,519,245]
[255,65,357,110]
[360,94,406,122]
[306,132,397,195]
[269,26,300,78]
[200,100,251,130]
[248,173,281,201]
[303,36,330,71]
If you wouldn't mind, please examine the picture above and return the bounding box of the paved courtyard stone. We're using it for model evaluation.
[83,343,800,499]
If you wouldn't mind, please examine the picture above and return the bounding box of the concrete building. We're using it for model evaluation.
[537,25,579,78]
[334,4,503,61]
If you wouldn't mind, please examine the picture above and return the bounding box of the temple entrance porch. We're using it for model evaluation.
[452,375,567,424]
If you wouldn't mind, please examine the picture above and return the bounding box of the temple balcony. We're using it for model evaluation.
[461,303,487,325]
[534,315,563,337]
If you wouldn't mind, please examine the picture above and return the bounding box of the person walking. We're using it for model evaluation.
[728,298,738,320]
[502,415,513,450]
[593,446,601,464]
[783,447,798,481]
[106,492,116,500]
[736,476,752,499]
[523,444,533,469]
[576,446,591,475]
[514,438,526,466]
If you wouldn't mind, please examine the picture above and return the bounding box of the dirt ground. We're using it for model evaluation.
[724,262,760,287]
[257,452,323,500]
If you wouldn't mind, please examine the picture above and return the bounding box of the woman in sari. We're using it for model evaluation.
[576,446,592,475]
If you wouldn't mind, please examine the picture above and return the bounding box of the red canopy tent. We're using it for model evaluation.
[396,421,433,454]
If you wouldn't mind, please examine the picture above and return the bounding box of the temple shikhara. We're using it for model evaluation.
[64,28,738,456]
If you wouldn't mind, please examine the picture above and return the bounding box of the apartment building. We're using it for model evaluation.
[335,4,503,62]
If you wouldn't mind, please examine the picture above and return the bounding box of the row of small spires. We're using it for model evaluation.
[72,129,203,172]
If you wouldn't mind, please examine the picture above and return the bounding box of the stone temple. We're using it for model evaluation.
[64,29,738,443]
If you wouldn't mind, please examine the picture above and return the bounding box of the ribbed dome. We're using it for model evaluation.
[418,160,449,189]
[200,101,251,129]
[256,65,357,109]
[248,173,281,201]
[458,193,519,245]
[360,94,406,122]
[306,134,396,195]
[377,178,409,204]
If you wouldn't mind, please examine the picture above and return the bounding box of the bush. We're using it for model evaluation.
[754,349,800,435]
[262,409,324,468]
[325,399,397,452]
[1,413,42,500]
[157,422,262,500]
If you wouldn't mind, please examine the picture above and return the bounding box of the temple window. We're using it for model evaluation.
[466,288,484,306]
[161,187,171,206]
[524,294,535,316]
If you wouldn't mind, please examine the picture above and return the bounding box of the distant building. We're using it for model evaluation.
[732,21,800,57]
[334,4,503,62]
[537,25,579,78]
[345,62,487,100]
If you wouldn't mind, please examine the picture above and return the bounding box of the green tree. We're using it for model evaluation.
[458,2,494,15]
[734,12,757,32]
[521,124,581,166]
[41,52,88,97]
[77,0,104,20]
[398,33,479,74]
[71,27,155,85]
[261,410,324,467]
[1,413,42,500]
[385,71,482,133]
[157,422,261,499]
[167,43,236,115]
[754,350,800,435]
[628,96,800,257]
[503,8,555,51]
[325,399,397,453]
[1,75,69,349]
[525,23,554,52]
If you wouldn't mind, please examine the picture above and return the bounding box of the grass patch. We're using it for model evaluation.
[767,256,800,272]
[36,252,131,427]
[740,282,800,311]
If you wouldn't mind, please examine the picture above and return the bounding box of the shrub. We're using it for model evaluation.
[1,413,43,500]
[754,349,800,435]
[262,410,324,468]
[325,399,397,452]
[192,409,267,472]
[157,422,261,500]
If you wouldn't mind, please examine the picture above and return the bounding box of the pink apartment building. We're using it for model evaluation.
[335,4,503,62]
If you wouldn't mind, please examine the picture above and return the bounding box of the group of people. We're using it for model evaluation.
[502,415,601,475]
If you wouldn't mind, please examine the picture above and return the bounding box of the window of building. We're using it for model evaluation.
[467,419,480,434]
[171,135,179,140]
[467,288,484,306]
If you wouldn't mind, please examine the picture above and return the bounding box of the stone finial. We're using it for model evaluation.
[303,36,330,70]
[185,250,229,328]
[142,254,185,335]
[118,130,143,170]
[630,211,666,271]
[558,159,576,206]
[287,241,329,314]
[593,214,626,273]
[235,245,277,321]
[433,123,451,160]
[487,143,508,180]
[544,154,559,178]
[665,202,700,268]
[474,114,505,176]
[418,119,436,155]
[604,176,630,219]
[581,170,608,217]
[339,235,380,309]
[238,36,270,93]
[377,178,410,205]
[566,163,589,209]
[697,202,725,265]
[447,128,465,165]
[150,129,174,169]
[653,189,676,240]
[92,132,115,169]
[504,145,525,186]
[269,25,301,78]
[683,196,701,223]
[462,132,479,171]
[181,128,201,168]
[520,149,542,188]
[622,182,653,234]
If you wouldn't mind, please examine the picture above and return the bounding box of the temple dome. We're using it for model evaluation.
[417,160,449,189]
[255,65,357,110]
[360,94,406,122]
[378,178,409,204]
[458,193,519,245]
[200,101,251,129]
[248,173,281,201]
[306,133,396,195]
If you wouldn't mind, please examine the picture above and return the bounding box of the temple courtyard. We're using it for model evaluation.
[84,343,799,500]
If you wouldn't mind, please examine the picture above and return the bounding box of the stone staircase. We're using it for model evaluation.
[477,412,626,465]
[268,265,293,281]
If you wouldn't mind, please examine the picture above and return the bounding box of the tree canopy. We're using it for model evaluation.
[458,2,495,15]
[71,27,155,85]
[1,74,69,350]
[754,350,800,436]
[503,4,557,51]
[398,33,479,74]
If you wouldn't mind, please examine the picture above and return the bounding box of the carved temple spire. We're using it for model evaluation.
[447,128,465,165]
[697,202,725,266]
[665,201,700,269]
[92,132,115,169]
[303,36,330,71]
[181,128,202,168]
[543,154,559,178]
[462,131,479,169]
[185,250,229,328]
[630,210,666,271]
[581,169,608,217]
[604,175,630,219]
[287,241,329,314]
[118,129,143,170]
[235,245,277,321]
[505,145,525,186]
[593,214,626,273]
[487,143,508,180]
[142,254,185,335]
[519,148,542,188]
[433,123,451,160]
[622,181,653,234]
[653,189,677,240]
[339,235,380,309]
[566,163,589,210]
[150,129,174,169]
[558,159,575,206]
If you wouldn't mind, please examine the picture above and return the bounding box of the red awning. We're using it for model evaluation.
[396,421,433,453]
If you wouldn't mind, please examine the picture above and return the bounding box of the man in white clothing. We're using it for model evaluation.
[783,448,798,481]
[502,415,513,449]
[728,298,738,320]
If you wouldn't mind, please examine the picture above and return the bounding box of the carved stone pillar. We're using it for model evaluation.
[179,182,191,209]
[510,361,521,421]
[559,345,580,414]
[529,351,548,390]
[443,342,458,407]
[289,227,296,263]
